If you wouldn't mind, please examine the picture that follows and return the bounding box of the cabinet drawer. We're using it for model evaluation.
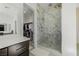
[11,41,29,50]
[0,48,7,56]
[18,49,29,56]
[16,46,27,55]
[8,40,29,56]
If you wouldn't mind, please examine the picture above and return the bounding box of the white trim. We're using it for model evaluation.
[26,4,38,48]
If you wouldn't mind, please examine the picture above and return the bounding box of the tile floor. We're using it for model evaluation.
[29,45,61,56]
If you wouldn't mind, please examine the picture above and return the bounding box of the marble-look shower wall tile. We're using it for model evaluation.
[37,3,61,52]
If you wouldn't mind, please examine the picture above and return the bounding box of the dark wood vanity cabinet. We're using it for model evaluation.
[0,48,7,56]
[0,40,29,56]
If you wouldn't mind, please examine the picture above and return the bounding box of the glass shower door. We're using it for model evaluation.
[37,3,62,53]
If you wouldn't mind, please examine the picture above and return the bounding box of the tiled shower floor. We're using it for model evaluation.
[29,45,61,56]
[38,38,61,53]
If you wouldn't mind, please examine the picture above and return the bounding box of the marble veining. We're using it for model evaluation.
[37,3,62,52]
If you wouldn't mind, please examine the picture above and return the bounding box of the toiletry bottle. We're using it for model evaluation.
[26,24,30,38]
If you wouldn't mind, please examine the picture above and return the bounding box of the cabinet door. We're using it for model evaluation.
[8,41,29,56]
[18,49,29,56]
[0,48,7,56]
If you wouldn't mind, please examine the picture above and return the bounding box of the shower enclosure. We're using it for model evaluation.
[37,3,62,53]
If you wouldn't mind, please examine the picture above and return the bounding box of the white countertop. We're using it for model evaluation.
[0,35,30,49]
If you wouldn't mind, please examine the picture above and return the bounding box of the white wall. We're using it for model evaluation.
[0,3,23,35]
[17,4,23,36]
[62,3,76,56]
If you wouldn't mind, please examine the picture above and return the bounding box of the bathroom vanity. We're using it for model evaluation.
[0,35,30,56]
